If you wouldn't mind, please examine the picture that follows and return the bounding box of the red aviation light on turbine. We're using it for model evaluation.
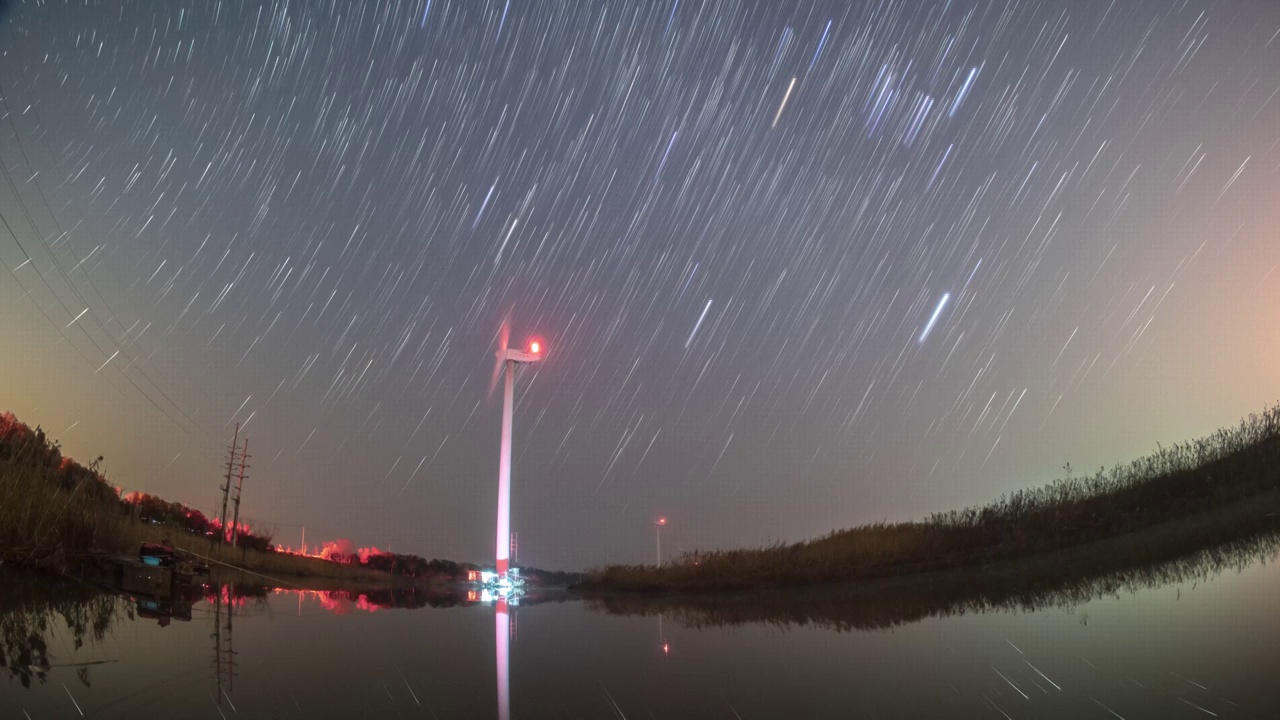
[501,338,544,364]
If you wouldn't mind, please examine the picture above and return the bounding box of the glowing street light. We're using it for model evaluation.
[655,517,667,567]
[489,323,544,584]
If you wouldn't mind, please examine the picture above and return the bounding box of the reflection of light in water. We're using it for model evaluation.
[268,587,390,615]
[659,612,669,655]
[496,599,510,720]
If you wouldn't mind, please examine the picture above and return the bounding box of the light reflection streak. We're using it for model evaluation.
[496,598,510,720]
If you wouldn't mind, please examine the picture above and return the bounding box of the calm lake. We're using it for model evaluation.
[2,534,1278,719]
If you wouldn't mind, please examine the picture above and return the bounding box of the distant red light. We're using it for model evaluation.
[657,517,666,525]
[530,341,541,354]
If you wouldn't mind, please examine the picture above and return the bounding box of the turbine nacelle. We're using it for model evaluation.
[497,343,543,365]
[489,319,543,396]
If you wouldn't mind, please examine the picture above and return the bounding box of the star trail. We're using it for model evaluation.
[1,0,1279,569]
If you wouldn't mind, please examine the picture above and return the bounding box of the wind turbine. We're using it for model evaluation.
[489,321,543,584]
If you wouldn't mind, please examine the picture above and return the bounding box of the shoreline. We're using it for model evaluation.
[580,482,1280,597]
[580,409,1280,594]
[578,486,1280,624]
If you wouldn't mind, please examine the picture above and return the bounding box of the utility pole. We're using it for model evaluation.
[231,437,249,548]
[217,423,240,546]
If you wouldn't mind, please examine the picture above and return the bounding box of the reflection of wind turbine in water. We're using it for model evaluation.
[495,599,511,720]
[489,319,544,585]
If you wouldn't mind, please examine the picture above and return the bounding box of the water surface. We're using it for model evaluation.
[2,535,1278,719]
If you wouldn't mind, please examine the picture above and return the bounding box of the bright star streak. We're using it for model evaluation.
[808,21,831,73]
[656,130,678,179]
[94,350,120,374]
[685,299,713,349]
[919,293,950,343]
[949,67,978,117]
[772,77,796,128]
[472,181,496,228]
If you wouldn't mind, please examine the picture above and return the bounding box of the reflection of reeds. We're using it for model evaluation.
[586,491,1280,631]
[586,406,1280,592]
[0,572,126,689]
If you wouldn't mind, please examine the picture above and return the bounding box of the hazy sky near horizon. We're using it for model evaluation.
[2,0,1279,570]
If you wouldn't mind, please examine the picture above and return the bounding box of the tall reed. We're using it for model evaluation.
[585,406,1280,592]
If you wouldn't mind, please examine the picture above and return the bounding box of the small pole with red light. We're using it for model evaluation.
[655,516,667,567]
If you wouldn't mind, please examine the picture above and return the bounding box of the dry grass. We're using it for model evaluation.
[584,406,1280,592]
[0,412,388,584]
[0,453,132,570]
[126,522,392,583]
[586,488,1280,630]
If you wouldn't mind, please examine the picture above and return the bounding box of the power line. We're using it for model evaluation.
[0,207,182,425]
[0,80,208,439]
[0,166,195,434]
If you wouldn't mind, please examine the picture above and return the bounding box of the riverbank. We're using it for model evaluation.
[582,406,1280,593]
[132,523,398,587]
[0,411,396,587]
[584,486,1280,629]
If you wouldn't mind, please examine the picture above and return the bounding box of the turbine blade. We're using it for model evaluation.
[489,317,510,399]
[488,354,504,398]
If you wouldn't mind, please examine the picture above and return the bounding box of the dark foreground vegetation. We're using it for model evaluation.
[0,570,125,689]
[584,406,1280,593]
[0,411,463,586]
[587,488,1280,630]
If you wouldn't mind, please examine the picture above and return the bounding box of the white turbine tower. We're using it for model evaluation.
[489,321,543,583]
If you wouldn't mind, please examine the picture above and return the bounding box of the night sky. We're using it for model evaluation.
[2,0,1279,570]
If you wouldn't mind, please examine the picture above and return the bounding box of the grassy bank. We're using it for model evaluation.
[583,406,1280,593]
[0,411,389,585]
[586,487,1280,630]
[130,522,395,586]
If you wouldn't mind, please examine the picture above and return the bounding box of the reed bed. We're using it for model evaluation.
[0,412,386,583]
[584,406,1280,592]
[587,488,1280,630]
[0,417,130,570]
